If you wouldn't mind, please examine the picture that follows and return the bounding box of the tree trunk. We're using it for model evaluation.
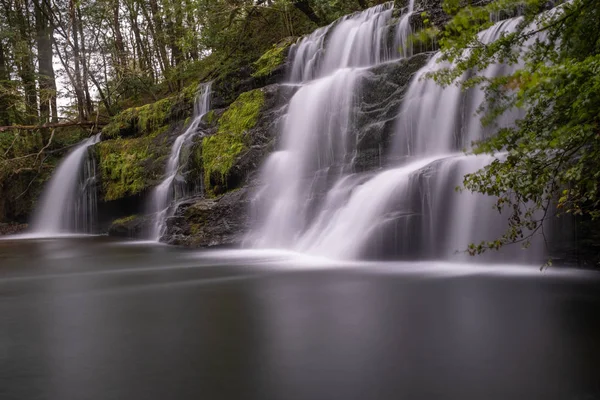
[0,40,10,125]
[88,71,113,116]
[165,0,184,89]
[148,0,171,81]
[184,0,198,61]
[35,0,56,125]
[77,6,93,117]
[127,2,150,77]
[292,0,322,25]
[68,0,86,121]
[112,0,127,73]
[16,0,38,124]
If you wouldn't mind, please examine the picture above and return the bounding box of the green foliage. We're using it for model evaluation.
[252,37,296,78]
[433,0,600,258]
[202,89,265,193]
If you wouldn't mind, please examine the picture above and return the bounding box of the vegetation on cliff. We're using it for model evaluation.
[97,132,169,202]
[202,89,265,194]
[252,38,296,78]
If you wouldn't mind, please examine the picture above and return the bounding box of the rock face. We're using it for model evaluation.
[160,82,296,247]
[99,41,294,239]
[165,188,250,247]
[159,51,430,248]
[354,53,431,172]
[108,215,152,238]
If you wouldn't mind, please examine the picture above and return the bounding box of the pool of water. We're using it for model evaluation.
[1,236,599,399]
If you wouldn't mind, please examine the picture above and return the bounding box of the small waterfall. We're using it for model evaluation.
[31,133,101,235]
[249,4,545,262]
[395,0,416,59]
[287,2,395,82]
[150,82,212,241]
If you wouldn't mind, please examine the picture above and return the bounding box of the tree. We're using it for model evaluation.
[431,0,600,260]
[34,0,58,124]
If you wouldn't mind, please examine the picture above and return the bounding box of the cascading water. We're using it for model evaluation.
[249,4,544,262]
[249,3,399,248]
[31,134,101,235]
[396,0,416,59]
[150,82,212,241]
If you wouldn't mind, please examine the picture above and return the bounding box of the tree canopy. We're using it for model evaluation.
[0,0,385,128]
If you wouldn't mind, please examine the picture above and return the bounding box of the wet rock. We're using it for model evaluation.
[108,215,153,238]
[164,188,250,247]
[353,53,431,172]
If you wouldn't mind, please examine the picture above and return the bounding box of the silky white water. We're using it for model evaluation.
[249,5,543,262]
[250,3,401,247]
[31,133,101,234]
[395,0,416,59]
[150,82,212,241]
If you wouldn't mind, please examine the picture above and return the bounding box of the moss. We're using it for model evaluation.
[101,97,175,139]
[112,215,138,225]
[189,223,202,235]
[97,137,154,201]
[101,108,138,138]
[137,98,173,136]
[182,82,201,104]
[202,89,265,193]
[252,37,295,78]
[204,110,218,126]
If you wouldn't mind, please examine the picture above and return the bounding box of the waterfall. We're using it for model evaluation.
[31,133,101,235]
[249,4,544,262]
[150,82,212,241]
[249,4,398,248]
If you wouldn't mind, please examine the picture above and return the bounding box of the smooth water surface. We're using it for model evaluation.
[1,237,599,400]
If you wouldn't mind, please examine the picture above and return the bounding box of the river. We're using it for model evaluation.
[1,236,599,399]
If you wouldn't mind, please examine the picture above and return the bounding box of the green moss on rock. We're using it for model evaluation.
[203,110,218,126]
[202,89,265,193]
[101,97,176,139]
[252,37,295,78]
[112,215,138,225]
[97,136,163,201]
